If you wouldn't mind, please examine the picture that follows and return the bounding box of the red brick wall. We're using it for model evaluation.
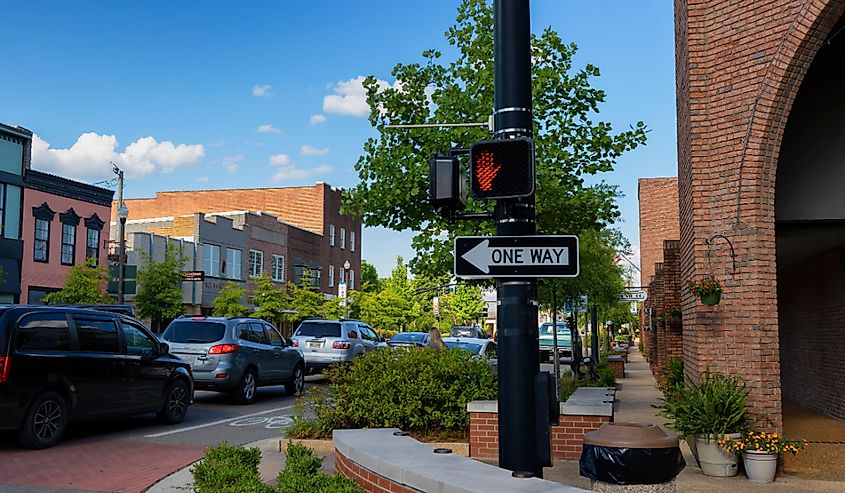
[638,178,680,288]
[675,0,845,432]
[469,412,610,461]
[778,249,845,421]
[608,358,624,380]
[335,449,421,493]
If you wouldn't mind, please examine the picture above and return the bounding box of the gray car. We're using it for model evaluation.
[161,316,305,404]
[290,319,380,374]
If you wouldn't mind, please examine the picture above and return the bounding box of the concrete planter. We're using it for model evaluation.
[695,433,740,477]
[742,450,778,483]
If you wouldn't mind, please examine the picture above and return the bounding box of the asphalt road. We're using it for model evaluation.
[0,376,324,493]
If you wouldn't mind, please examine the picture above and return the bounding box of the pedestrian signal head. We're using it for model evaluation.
[469,137,534,199]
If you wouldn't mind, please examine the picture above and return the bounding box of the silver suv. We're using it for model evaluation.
[290,319,381,374]
[161,316,305,404]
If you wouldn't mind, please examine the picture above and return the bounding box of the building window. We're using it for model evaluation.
[34,218,50,262]
[329,224,335,247]
[339,265,345,283]
[249,250,263,278]
[340,228,346,249]
[328,265,335,287]
[349,269,355,290]
[293,264,321,288]
[350,231,355,252]
[272,255,285,282]
[61,224,76,265]
[203,244,221,277]
[0,184,21,240]
[226,248,242,280]
[84,214,104,266]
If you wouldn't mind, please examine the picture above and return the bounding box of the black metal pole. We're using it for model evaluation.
[590,305,599,379]
[494,0,541,477]
[552,284,560,380]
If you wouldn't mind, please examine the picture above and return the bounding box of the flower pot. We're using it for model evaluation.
[743,451,778,483]
[695,433,740,477]
[686,437,700,467]
[699,291,721,306]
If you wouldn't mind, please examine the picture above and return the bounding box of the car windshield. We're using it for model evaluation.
[444,341,483,354]
[450,327,479,336]
[390,333,426,343]
[163,321,226,343]
[296,322,341,338]
[540,324,569,335]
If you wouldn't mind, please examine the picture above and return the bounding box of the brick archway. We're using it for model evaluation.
[676,0,845,432]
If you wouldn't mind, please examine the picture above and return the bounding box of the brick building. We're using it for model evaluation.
[22,171,113,303]
[676,0,845,430]
[114,183,360,296]
[0,124,31,302]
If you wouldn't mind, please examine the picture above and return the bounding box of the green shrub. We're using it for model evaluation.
[277,442,362,493]
[191,443,272,493]
[288,347,497,437]
[657,369,748,438]
[659,357,685,397]
[558,363,616,402]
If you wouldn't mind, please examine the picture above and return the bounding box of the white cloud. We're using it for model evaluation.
[309,114,327,125]
[222,154,244,173]
[322,76,400,117]
[300,145,329,156]
[256,124,281,134]
[252,84,273,97]
[31,133,204,180]
[268,154,333,183]
[195,176,210,183]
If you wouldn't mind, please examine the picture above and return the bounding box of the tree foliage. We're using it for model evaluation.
[135,243,186,329]
[359,260,381,293]
[252,274,291,326]
[213,281,250,317]
[43,259,110,305]
[441,284,484,325]
[343,0,647,278]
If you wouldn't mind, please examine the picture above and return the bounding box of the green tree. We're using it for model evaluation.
[343,0,647,278]
[43,259,110,304]
[441,284,484,325]
[359,260,381,293]
[286,278,324,321]
[212,281,250,317]
[252,274,291,326]
[135,243,186,331]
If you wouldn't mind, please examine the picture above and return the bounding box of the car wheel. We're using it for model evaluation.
[157,380,190,424]
[233,368,257,405]
[17,391,68,449]
[284,364,305,396]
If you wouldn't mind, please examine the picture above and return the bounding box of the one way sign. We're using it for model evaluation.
[454,235,579,279]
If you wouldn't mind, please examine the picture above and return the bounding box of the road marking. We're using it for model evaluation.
[228,415,294,429]
[144,405,293,438]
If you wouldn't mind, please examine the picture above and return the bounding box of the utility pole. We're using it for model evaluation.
[494,0,542,478]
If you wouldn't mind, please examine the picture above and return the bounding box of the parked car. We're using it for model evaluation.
[161,316,305,404]
[449,325,489,339]
[0,305,193,449]
[290,319,380,374]
[442,336,498,373]
[54,304,136,317]
[538,322,574,362]
[386,332,429,348]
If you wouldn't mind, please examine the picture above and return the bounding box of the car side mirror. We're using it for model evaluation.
[157,342,170,355]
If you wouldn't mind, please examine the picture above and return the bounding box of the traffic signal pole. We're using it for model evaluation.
[494,0,541,477]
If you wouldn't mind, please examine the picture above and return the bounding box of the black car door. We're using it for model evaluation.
[69,314,132,417]
[119,318,169,412]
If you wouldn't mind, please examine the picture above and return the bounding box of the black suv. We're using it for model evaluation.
[0,306,193,449]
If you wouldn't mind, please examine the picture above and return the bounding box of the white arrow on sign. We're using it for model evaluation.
[462,239,570,274]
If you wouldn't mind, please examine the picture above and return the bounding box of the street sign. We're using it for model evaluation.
[618,289,648,302]
[338,281,348,306]
[454,235,579,279]
[181,271,204,282]
[432,296,440,316]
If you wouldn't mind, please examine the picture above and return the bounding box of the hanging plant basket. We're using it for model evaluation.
[699,291,721,306]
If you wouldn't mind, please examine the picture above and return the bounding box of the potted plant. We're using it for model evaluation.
[687,275,722,305]
[718,431,805,483]
[657,370,748,477]
[661,303,682,323]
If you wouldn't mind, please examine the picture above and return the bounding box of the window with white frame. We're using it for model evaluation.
[340,228,345,249]
[272,255,285,282]
[349,269,355,290]
[61,223,76,265]
[339,265,345,283]
[203,244,221,277]
[249,250,263,278]
[226,248,242,280]
[350,231,355,252]
[328,265,335,287]
[329,224,335,246]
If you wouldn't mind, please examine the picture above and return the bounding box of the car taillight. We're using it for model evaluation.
[0,356,10,384]
[208,344,239,355]
[291,339,298,347]
[333,341,351,350]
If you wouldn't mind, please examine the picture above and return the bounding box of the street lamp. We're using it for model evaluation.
[342,260,351,317]
[117,204,129,303]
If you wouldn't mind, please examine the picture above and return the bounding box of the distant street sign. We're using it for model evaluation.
[619,289,648,302]
[181,271,205,282]
[454,235,579,279]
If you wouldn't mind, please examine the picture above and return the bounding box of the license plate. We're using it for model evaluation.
[183,355,196,365]
[307,341,322,348]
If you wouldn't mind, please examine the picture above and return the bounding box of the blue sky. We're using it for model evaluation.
[0,1,676,279]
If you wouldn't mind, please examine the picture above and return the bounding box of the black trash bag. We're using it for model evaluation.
[579,445,686,485]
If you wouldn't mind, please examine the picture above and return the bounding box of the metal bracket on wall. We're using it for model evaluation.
[706,234,737,273]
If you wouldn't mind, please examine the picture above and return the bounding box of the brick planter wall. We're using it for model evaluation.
[335,450,421,493]
[607,358,625,380]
